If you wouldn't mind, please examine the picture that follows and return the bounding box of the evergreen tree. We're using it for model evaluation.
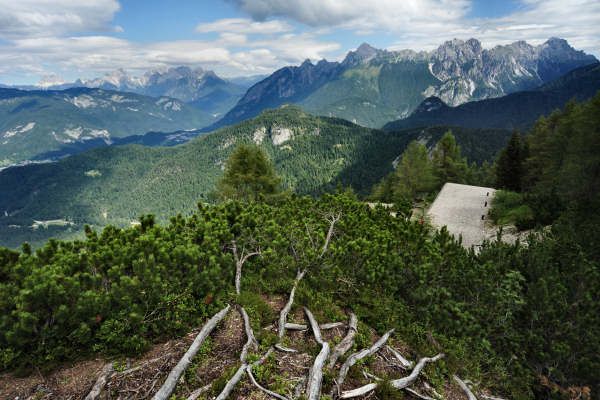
[496,131,526,191]
[217,144,281,202]
[432,130,469,184]
[392,141,438,200]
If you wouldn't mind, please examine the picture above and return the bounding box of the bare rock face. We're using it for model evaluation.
[220,38,596,128]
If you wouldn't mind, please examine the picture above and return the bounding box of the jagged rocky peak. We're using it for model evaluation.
[435,38,483,60]
[356,42,379,58]
[413,96,448,114]
[343,42,382,66]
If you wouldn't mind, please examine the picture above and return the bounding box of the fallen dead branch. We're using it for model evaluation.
[327,313,358,369]
[278,269,306,339]
[386,345,414,369]
[215,306,258,400]
[152,305,230,400]
[454,375,478,400]
[304,307,330,400]
[186,384,211,400]
[285,322,345,331]
[85,363,114,400]
[340,353,444,399]
[335,329,395,391]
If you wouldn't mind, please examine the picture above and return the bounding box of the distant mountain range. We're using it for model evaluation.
[383,62,600,131]
[216,38,597,129]
[2,67,267,119]
[0,105,510,247]
[0,87,211,167]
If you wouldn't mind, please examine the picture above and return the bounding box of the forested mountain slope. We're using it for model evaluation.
[217,38,596,128]
[0,87,212,167]
[384,62,600,131]
[0,106,508,247]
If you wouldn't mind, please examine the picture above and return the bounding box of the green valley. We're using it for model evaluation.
[0,106,509,248]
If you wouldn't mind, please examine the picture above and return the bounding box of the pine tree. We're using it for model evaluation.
[432,131,468,184]
[496,131,526,191]
[392,141,438,200]
[217,144,281,202]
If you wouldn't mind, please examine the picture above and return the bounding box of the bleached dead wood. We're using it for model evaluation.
[186,384,211,400]
[454,375,478,400]
[247,366,290,400]
[215,365,247,400]
[319,213,341,258]
[240,306,258,361]
[275,343,298,353]
[304,307,330,400]
[479,395,507,400]
[215,306,259,400]
[246,347,291,400]
[231,240,260,295]
[339,354,444,399]
[327,313,358,369]
[278,269,306,339]
[386,345,414,369]
[335,329,395,391]
[424,381,444,399]
[85,363,114,400]
[285,322,345,331]
[406,387,437,400]
[152,305,230,400]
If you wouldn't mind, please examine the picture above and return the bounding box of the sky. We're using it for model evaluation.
[0,0,598,85]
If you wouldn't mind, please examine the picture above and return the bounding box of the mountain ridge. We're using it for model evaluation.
[0,87,212,167]
[217,37,597,129]
[383,62,600,131]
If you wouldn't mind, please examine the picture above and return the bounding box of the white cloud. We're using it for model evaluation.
[228,0,471,30]
[0,31,340,79]
[0,0,120,38]
[196,17,293,35]
[231,0,600,56]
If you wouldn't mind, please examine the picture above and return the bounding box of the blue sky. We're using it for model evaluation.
[0,0,598,85]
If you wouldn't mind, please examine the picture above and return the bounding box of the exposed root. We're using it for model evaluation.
[84,363,113,400]
[340,353,444,399]
[304,307,330,400]
[152,305,230,400]
[454,375,478,400]
[335,329,395,392]
[327,313,358,369]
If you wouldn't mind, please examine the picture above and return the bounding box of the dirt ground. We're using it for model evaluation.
[0,296,477,400]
